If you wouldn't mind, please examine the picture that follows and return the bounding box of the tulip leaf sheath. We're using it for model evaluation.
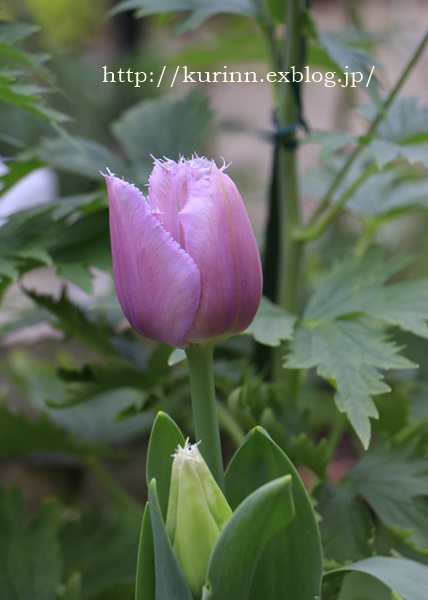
[105,157,262,348]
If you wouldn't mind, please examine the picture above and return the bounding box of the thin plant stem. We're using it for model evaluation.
[86,457,143,519]
[300,27,428,233]
[185,343,225,490]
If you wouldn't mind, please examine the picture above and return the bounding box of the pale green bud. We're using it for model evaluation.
[166,440,232,598]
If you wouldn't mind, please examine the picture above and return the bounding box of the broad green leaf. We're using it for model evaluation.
[111,91,212,184]
[243,296,296,346]
[146,412,186,519]
[345,443,428,550]
[148,480,193,600]
[314,482,373,563]
[337,571,394,600]
[286,318,414,447]
[225,427,323,600]
[206,474,294,600]
[0,487,62,600]
[325,556,428,600]
[60,510,140,600]
[135,504,156,600]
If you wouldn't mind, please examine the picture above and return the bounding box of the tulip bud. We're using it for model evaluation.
[105,156,262,348]
[165,440,232,598]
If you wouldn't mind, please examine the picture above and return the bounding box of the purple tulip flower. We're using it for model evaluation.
[105,156,262,348]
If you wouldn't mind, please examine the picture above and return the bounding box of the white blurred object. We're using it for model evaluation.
[0,161,58,225]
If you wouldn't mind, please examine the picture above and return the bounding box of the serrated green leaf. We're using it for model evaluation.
[0,19,40,44]
[60,509,140,600]
[25,288,116,356]
[0,487,62,600]
[2,497,61,593]
[286,318,415,447]
[0,401,102,460]
[360,96,428,144]
[207,474,294,600]
[315,482,373,563]
[345,443,428,551]
[111,91,212,185]
[6,350,153,446]
[286,251,428,446]
[37,136,131,181]
[318,33,382,101]
[325,556,428,600]
[303,129,357,162]
[369,139,428,169]
[243,296,296,346]
[303,250,428,338]
[225,427,322,600]
[288,433,330,479]
[111,0,260,32]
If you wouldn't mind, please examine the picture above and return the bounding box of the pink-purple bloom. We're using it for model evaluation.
[105,156,262,348]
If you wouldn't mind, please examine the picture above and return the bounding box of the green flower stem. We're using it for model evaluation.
[86,457,143,519]
[298,27,428,236]
[185,343,225,491]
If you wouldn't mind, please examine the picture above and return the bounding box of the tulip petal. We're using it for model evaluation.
[106,174,201,348]
[178,163,262,343]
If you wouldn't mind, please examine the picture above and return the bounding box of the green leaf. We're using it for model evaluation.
[286,251,424,447]
[146,412,186,519]
[243,296,296,346]
[60,510,140,600]
[319,33,382,100]
[288,433,330,479]
[111,1,260,32]
[360,96,428,144]
[25,288,116,356]
[111,90,212,184]
[325,556,428,600]
[6,351,153,446]
[206,474,294,600]
[37,135,131,181]
[0,487,62,600]
[58,573,83,600]
[0,401,102,460]
[286,318,414,447]
[148,479,193,600]
[314,482,373,563]
[368,139,428,169]
[345,443,428,551]
[135,504,156,600]
[225,427,323,600]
